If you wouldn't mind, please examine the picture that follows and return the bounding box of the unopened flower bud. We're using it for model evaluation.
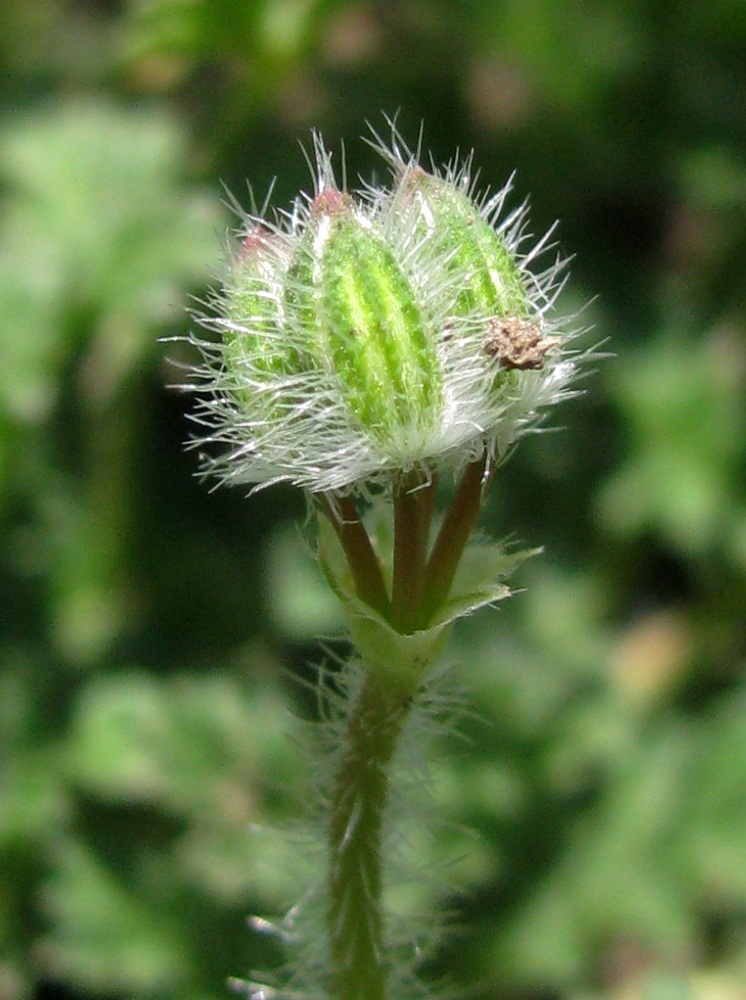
[186,127,583,493]
[397,165,529,322]
[222,226,287,382]
[285,188,442,445]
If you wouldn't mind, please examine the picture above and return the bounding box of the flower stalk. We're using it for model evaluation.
[319,493,390,620]
[391,470,432,633]
[421,454,490,627]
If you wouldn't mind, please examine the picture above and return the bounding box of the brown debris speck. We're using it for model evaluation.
[484,316,561,370]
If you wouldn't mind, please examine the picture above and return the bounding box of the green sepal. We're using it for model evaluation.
[430,542,540,628]
[346,601,451,691]
[315,510,444,686]
[316,507,537,686]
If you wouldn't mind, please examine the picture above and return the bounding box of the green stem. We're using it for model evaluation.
[326,667,414,1000]
[320,493,390,619]
[420,453,489,627]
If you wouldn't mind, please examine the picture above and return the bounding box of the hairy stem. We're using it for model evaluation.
[327,668,415,1000]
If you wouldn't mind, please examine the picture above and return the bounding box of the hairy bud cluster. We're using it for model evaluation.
[186,128,580,493]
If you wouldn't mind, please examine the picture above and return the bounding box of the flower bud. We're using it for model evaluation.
[284,189,442,446]
[393,165,563,374]
[398,166,529,322]
[186,129,582,493]
[221,226,288,386]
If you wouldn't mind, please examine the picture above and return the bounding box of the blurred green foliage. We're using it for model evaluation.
[1,2,745,1000]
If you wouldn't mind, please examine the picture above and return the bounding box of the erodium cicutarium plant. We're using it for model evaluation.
[175,122,590,1000]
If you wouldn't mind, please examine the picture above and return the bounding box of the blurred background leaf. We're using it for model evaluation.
[1,2,745,1000]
